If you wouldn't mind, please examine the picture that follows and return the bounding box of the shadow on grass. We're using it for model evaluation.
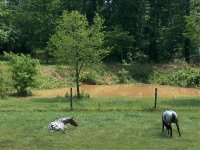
[30,96,83,103]
[31,97,67,103]
[157,132,174,139]
[162,99,200,107]
[141,107,164,112]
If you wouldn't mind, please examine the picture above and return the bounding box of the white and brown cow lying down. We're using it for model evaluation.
[48,117,78,132]
[162,110,181,137]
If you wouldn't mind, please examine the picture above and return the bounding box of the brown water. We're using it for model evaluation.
[34,84,200,98]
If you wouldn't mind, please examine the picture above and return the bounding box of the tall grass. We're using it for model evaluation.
[151,67,200,88]
[0,96,200,150]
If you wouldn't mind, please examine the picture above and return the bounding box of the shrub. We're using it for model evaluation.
[116,69,135,84]
[4,52,41,96]
[80,71,103,85]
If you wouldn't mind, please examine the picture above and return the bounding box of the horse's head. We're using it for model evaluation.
[63,117,78,127]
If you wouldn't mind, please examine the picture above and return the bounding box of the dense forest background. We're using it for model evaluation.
[0,0,200,63]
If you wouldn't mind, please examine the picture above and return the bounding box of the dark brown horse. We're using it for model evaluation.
[62,117,78,126]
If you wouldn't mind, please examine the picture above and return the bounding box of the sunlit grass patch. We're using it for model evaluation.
[0,97,200,149]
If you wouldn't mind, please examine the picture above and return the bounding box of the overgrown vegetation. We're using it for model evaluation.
[80,70,103,85]
[151,67,200,88]
[38,65,70,89]
[0,58,199,98]
[4,53,41,96]
[0,96,200,149]
[40,62,200,89]
[116,69,135,84]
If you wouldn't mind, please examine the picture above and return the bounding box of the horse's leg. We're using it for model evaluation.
[162,117,164,132]
[165,124,170,135]
[167,127,169,135]
[165,123,169,135]
[169,125,172,137]
[176,123,181,137]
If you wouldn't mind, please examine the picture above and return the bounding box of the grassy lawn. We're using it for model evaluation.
[0,96,200,150]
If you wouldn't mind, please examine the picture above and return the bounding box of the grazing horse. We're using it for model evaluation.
[162,110,181,137]
[48,117,78,132]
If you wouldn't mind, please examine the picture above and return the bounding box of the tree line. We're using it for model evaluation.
[0,0,199,63]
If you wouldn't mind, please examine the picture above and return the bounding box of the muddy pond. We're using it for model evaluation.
[35,84,200,98]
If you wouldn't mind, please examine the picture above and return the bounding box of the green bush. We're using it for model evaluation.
[80,71,103,85]
[4,52,41,96]
[116,69,135,84]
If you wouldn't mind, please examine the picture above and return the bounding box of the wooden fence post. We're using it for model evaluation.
[70,88,73,111]
[154,88,158,109]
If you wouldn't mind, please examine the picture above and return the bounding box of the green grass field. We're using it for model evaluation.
[0,96,200,150]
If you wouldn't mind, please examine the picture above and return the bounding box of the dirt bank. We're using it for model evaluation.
[33,84,200,98]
